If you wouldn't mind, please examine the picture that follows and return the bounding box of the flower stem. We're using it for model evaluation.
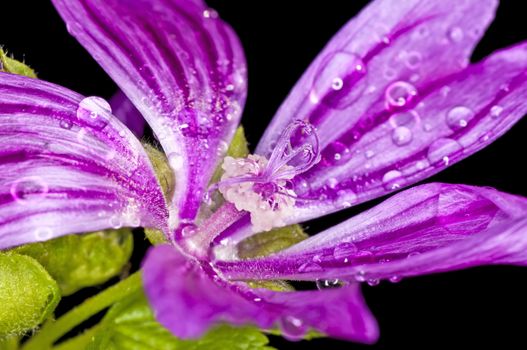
[22,272,142,350]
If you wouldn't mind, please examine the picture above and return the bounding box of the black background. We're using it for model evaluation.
[2,1,527,349]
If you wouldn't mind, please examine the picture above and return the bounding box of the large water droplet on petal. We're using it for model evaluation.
[391,126,413,146]
[333,242,358,263]
[427,138,463,166]
[446,106,473,130]
[280,316,307,341]
[10,176,49,203]
[311,51,367,109]
[385,81,417,109]
[323,141,350,165]
[382,170,405,191]
[77,96,112,131]
[316,278,340,290]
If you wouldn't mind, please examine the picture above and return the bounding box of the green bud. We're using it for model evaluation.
[0,48,37,78]
[0,253,60,337]
[13,229,133,296]
[237,224,309,259]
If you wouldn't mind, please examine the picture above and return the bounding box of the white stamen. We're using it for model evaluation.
[219,155,297,232]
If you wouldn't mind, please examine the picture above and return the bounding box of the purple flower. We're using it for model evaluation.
[2,0,527,344]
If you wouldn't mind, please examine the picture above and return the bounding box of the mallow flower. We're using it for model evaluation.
[2,0,527,344]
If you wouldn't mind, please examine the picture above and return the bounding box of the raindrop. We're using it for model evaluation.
[280,316,307,341]
[59,119,73,130]
[404,51,422,69]
[202,8,218,19]
[365,150,375,159]
[324,141,350,165]
[367,278,380,286]
[355,270,366,282]
[427,138,463,166]
[448,27,464,42]
[490,105,503,119]
[333,242,358,263]
[391,126,413,146]
[408,251,421,258]
[385,81,417,108]
[389,275,402,283]
[446,106,473,130]
[298,262,323,273]
[109,215,123,229]
[34,227,53,241]
[10,176,49,203]
[311,51,367,109]
[316,279,340,290]
[389,110,419,128]
[76,96,112,131]
[382,170,405,190]
[216,141,229,156]
[181,224,198,238]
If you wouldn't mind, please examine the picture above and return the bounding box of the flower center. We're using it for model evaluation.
[214,120,320,232]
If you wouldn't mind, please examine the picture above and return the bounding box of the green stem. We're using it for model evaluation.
[22,272,142,350]
[52,325,100,350]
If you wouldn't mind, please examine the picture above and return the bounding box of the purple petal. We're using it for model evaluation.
[215,183,527,282]
[0,72,168,249]
[142,244,378,343]
[51,0,247,228]
[110,90,145,138]
[255,0,527,224]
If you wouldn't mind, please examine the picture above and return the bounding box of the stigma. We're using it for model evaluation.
[215,120,321,232]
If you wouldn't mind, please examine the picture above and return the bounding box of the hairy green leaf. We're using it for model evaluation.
[0,48,37,78]
[87,291,274,350]
[13,229,133,296]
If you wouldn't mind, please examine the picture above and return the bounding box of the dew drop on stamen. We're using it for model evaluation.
[385,81,417,108]
[391,126,413,146]
[446,106,473,130]
[76,96,112,131]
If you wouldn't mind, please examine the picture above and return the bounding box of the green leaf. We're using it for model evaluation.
[0,48,37,78]
[13,229,133,296]
[87,290,275,350]
[0,253,60,337]
[237,224,308,259]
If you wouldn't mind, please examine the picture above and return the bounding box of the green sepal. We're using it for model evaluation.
[0,253,60,337]
[87,290,275,350]
[210,126,249,184]
[0,48,37,78]
[237,224,309,259]
[13,229,133,296]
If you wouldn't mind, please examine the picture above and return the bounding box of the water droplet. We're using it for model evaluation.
[365,150,375,159]
[367,278,380,286]
[253,297,262,302]
[392,126,413,146]
[385,81,417,108]
[382,170,405,190]
[34,227,53,241]
[216,141,229,156]
[448,27,464,42]
[10,176,49,203]
[324,141,350,165]
[168,152,184,170]
[312,254,322,263]
[76,96,112,131]
[298,262,323,273]
[280,316,307,341]
[326,178,339,189]
[446,106,473,130]
[404,51,422,69]
[407,251,421,258]
[355,270,367,282]
[389,110,419,128]
[109,215,123,229]
[333,242,358,263]
[118,130,126,138]
[202,8,218,19]
[316,278,340,290]
[389,275,402,283]
[181,224,198,238]
[490,105,503,119]
[311,51,367,109]
[59,119,72,130]
[427,138,463,166]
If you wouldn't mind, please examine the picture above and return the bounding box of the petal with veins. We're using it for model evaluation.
[0,72,167,249]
